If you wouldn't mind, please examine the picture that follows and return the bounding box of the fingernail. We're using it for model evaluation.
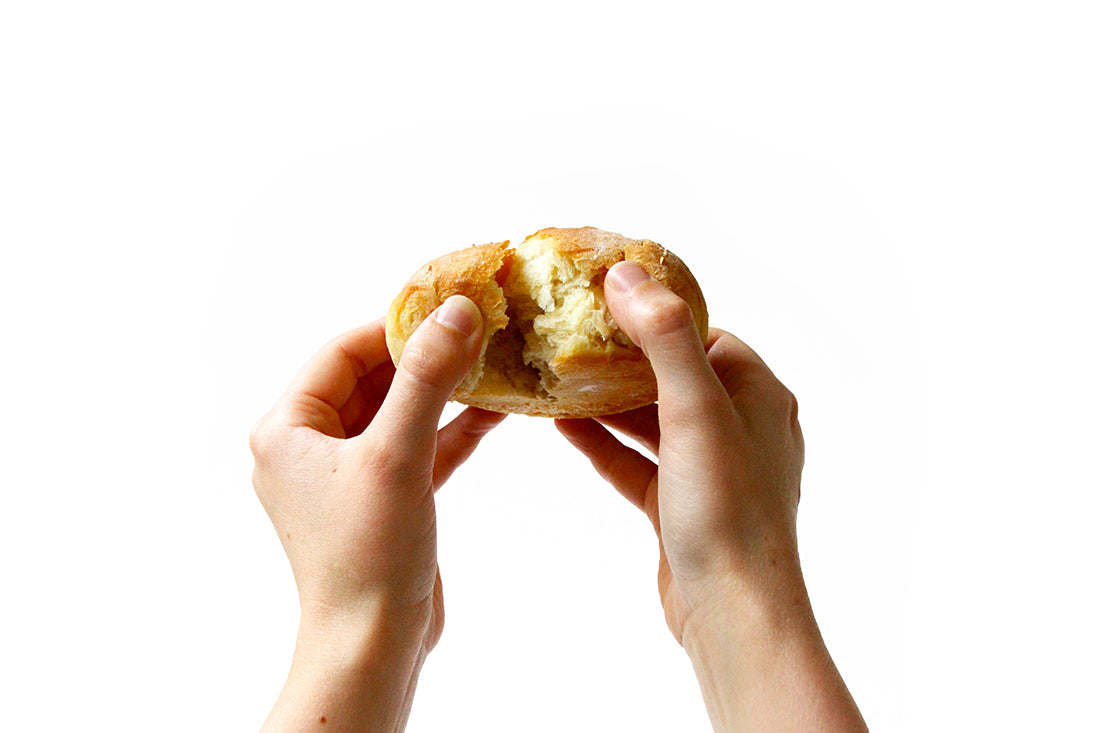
[605,261,651,294]
[434,295,481,337]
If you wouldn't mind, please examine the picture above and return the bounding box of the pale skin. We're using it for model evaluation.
[250,261,866,732]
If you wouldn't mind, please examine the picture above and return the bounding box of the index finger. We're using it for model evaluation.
[280,319,393,430]
[705,328,778,397]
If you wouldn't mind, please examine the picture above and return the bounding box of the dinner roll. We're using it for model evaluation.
[385,227,708,418]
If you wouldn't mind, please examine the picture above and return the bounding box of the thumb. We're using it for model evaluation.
[604,261,721,414]
[372,295,484,454]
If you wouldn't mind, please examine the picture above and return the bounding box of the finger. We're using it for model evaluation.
[704,328,777,398]
[594,403,661,455]
[280,320,392,434]
[706,327,797,422]
[432,407,508,488]
[370,295,484,457]
[336,360,397,438]
[556,418,656,513]
[604,262,727,425]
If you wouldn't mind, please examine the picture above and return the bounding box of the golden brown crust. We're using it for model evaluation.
[384,241,512,393]
[525,227,708,338]
[385,228,708,418]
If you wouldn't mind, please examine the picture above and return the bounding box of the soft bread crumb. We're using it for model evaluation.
[386,227,707,418]
[476,233,631,397]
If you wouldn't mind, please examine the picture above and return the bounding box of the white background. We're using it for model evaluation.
[1,2,1097,731]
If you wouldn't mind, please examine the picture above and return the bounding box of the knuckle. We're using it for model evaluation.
[730,375,792,422]
[762,379,797,414]
[248,418,272,459]
[710,331,739,357]
[332,336,367,376]
[705,327,732,350]
[766,384,801,438]
[250,463,269,503]
[248,418,281,503]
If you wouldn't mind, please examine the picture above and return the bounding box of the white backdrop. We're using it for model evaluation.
[2,2,1097,731]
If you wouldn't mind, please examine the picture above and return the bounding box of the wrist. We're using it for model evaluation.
[678,564,866,733]
[262,595,434,732]
[679,535,809,639]
[295,592,434,666]
[680,557,814,661]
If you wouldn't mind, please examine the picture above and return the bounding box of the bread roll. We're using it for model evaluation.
[385,227,708,418]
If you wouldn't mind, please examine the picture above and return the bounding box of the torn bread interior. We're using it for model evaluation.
[384,227,708,418]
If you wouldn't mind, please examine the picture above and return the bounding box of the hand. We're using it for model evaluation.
[557,261,804,639]
[250,296,506,732]
[557,262,865,732]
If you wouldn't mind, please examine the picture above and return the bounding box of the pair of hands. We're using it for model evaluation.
[251,262,858,732]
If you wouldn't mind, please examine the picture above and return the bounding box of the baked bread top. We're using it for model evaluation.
[385,227,708,418]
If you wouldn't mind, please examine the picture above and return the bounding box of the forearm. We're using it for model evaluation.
[682,570,866,733]
[261,602,431,733]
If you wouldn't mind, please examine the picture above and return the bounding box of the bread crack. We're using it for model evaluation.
[385,226,706,417]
